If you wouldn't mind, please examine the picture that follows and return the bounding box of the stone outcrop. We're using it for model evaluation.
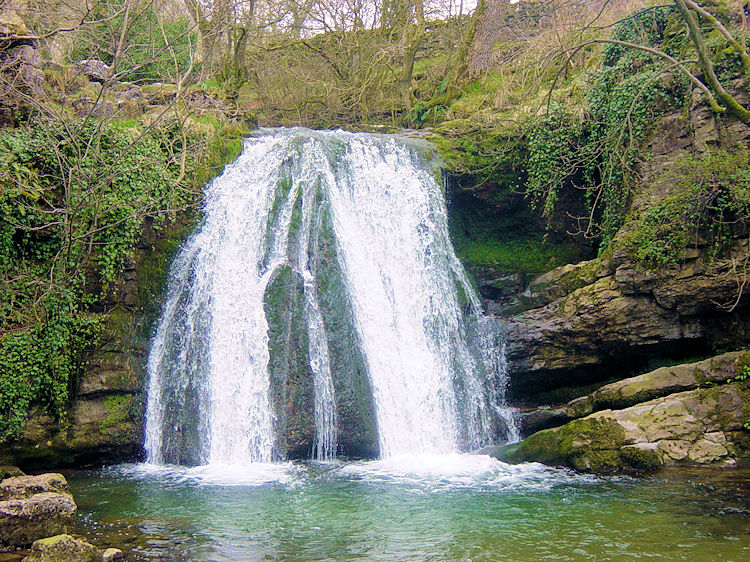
[564,351,747,418]
[503,243,750,399]
[0,475,77,547]
[496,353,750,473]
[73,59,110,83]
[0,466,24,479]
[0,474,69,500]
[0,473,120,557]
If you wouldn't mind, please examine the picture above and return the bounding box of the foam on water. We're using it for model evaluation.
[337,454,597,492]
[113,462,302,486]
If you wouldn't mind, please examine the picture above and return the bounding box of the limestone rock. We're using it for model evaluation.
[0,492,76,546]
[495,381,750,473]
[563,351,747,418]
[101,548,123,561]
[0,466,24,479]
[503,247,750,398]
[0,473,70,500]
[23,534,99,562]
[517,406,569,436]
[74,60,110,83]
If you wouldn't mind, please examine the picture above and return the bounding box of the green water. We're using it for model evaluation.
[66,459,750,561]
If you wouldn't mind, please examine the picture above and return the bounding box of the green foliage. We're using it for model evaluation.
[0,116,204,441]
[69,0,195,83]
[729,365,750,383]
[449,191,585,279]
[603,6,681,66]
[525,105,588,219]
[625,149,750,266]
[0,294,101,441]
[524,6,689,251]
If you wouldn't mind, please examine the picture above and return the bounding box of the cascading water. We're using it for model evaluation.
[144,128,517,466]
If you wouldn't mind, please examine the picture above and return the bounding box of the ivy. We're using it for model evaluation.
[524,6,689,250]
[625,149,750,266]
[0,117,204,441]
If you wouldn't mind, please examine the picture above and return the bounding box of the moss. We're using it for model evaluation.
[427,121,525,187]
[448,191,586,280]
[99,394,134,433]
[620,446,661,471]
[497,416,638,473]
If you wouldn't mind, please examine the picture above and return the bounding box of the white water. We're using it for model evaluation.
[144,128,517,466]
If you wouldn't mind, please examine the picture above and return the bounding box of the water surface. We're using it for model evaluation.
[67,458,750,560]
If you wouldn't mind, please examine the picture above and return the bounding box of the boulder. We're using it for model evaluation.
[101,548,123,561]
[517,406,569,436]
[0,473,70,500]
[496,381,750,473]
[74,60,110,83]
[23,534,99,562]
[0,492,76,546]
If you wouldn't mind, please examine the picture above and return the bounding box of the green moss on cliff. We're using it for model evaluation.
[449,190,586,279]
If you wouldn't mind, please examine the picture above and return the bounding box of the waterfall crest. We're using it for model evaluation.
[144,128,516,465]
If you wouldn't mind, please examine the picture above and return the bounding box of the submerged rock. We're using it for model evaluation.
[23,534,99,562]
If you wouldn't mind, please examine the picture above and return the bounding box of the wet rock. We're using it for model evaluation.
[517,407,569,437]
[495,380,750,473]
[0,474,70,500]
[0,493,76,546]
[562,351,747,418]
[23,534,99,562]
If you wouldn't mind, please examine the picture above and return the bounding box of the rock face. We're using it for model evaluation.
[503,245,750,399]
[496,353,750,473]
[0,476,77,547]
[1,220,196,470]
[496,97,750,400]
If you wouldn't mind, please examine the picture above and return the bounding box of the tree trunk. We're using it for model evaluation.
[399,0,425,108]
[467,0,509,76]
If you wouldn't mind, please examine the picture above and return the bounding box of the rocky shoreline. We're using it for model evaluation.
[0,469,121,561]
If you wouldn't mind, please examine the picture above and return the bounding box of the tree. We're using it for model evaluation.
[560,0,750,125]
[467,0,509,75]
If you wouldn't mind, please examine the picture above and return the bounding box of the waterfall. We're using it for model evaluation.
[144,128,516,466]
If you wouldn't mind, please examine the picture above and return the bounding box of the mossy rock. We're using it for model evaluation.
[0,465,24,479]
[494,416,650,473]
[24,534,100,562]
